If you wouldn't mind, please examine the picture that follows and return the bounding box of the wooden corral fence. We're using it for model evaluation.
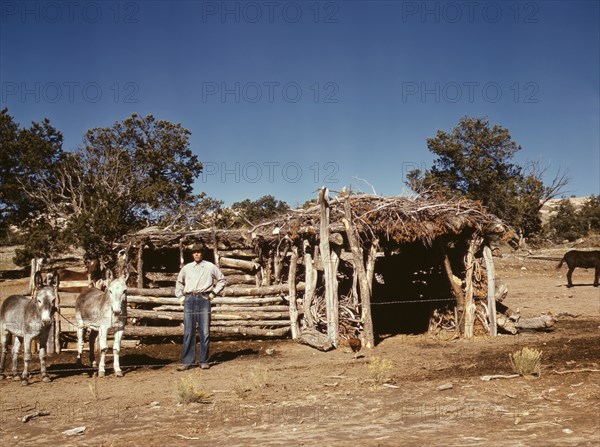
[42,189,554,353]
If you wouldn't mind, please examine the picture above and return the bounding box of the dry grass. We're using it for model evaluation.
[510,347,543,377]
[88,373,99,400]
[249,364,269,388]
[368,356,393,386]
[233,365,270,398]
[173,374,209,404]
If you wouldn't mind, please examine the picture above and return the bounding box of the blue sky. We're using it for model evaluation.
[1,0,599,207]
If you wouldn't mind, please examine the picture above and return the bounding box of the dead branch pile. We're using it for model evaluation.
[253,194,507,245]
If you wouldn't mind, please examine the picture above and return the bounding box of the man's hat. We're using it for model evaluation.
[188,243,204,252]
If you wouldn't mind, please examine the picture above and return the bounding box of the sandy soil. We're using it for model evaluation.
[0,249,598,446]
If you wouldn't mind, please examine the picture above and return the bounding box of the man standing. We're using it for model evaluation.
[175,243,226,370]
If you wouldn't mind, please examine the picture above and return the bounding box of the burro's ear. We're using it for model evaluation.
[50,271,60,288]
[117,248,127,261]
[105,268,114,285]
[34,271,44,289]
[122,271,130,283]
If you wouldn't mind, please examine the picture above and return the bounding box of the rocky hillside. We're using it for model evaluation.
[539,196,592,224]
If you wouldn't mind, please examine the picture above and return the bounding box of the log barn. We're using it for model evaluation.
[81,189,516,351]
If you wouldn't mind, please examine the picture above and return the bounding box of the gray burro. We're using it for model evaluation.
[0,271,59,385]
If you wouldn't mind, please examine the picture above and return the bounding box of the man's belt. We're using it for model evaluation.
[185,291,210,297]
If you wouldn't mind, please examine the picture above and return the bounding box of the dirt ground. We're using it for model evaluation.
[0,248,598,446]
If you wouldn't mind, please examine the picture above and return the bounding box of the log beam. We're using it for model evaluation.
[127,282,303,297]
[127,308,290,321]
[153,304,290,312]
[128,296,285,305]
[219,257,260,271]
[124,325,289,337]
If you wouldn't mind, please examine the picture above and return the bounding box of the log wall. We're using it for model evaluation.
[54,243,298,339]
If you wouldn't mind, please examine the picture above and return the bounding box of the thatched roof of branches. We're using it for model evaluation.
[253,192,507,246]
[122,192,507,249]
[122,227,252,249]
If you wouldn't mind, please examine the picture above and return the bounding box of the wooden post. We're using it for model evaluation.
[53,285,61,354]
[274,239,290,284]
[136,241,145,289]
[288,246,300,339]
[319,188,339,347]
[366,238,379,296]
[439,241,466,336]
[464,235,482,339]
[351,267,359,308]
[179,238,185,269]
[28,257,43,295]
[303,240,317,328]
[264,253,272,286]
[212,229,220,267]
[46,320,55,355]
[342,192,375,349]
[255,268,262,287]
[483,246,498,336]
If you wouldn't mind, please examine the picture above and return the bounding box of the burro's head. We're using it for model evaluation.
[107,275,128,316]
[33,271,59,325]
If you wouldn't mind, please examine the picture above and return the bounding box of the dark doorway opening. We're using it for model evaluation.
[371,243,453,338]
